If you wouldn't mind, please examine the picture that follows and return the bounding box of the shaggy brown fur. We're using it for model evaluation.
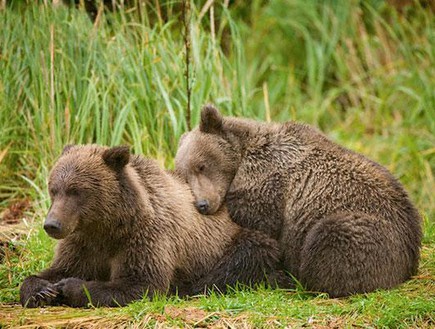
[175,105,422,297]
[20,145,287,308]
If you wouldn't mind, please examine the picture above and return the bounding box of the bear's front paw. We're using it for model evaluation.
[20,276,60,308]
[55,278,89,307]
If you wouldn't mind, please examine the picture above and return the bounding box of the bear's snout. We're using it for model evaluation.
[196,200,210,214]
[44,217,62,238]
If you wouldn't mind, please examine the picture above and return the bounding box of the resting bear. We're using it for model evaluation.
[20,144,286,308]
[174,105,422,297]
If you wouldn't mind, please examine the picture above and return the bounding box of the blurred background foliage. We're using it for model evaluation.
[0,0,433,222]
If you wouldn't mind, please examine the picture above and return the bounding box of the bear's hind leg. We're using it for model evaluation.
[186,229,293,296]
[299,212,415,297]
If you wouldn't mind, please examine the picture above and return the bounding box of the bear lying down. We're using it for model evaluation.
[20,145,289,308]
[175,105,422,297]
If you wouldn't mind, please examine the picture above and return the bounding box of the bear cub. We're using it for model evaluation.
[20,144,287,308]
[175,105,422,297]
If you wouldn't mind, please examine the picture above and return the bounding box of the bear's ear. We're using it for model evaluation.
[102,146,130,171]
[200,104,223,135]
[62,144,75,155]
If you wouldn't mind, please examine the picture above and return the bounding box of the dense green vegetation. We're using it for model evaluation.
[0,0,434,327]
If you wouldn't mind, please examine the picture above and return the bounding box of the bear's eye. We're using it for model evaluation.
[197,164,206,173]
[66,187,80,196]
[49,187,58,196]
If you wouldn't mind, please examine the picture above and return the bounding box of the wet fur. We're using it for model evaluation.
[20,145,287,308]
[175,105,422,297]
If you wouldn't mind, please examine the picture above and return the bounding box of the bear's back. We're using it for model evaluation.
[228,119,421,243]
[282,122,418,222]
[128,154,240,280]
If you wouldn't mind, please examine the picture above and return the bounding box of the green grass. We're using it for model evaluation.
[0,0,434,327]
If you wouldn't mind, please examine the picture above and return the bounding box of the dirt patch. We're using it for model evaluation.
[162,305,252,328]
[0,304,137,329]
[1,199,31,225]
[1,199,31,263]
[0,304,252,329]
[164,305,210,325]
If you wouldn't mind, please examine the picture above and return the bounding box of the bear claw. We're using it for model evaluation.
[35,288,58,300]
[29,286,60,307]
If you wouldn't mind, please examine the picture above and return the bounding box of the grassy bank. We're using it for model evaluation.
[0,0,434,327]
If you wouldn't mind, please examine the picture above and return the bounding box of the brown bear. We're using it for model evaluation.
[174,105,423,297]
[20,144,288,308]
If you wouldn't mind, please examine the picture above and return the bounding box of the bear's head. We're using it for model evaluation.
[44,145,130,239]
[175,105,242,215]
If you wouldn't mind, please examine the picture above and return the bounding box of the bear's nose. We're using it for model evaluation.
[196,200,209,214]
[44,219,61,235]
